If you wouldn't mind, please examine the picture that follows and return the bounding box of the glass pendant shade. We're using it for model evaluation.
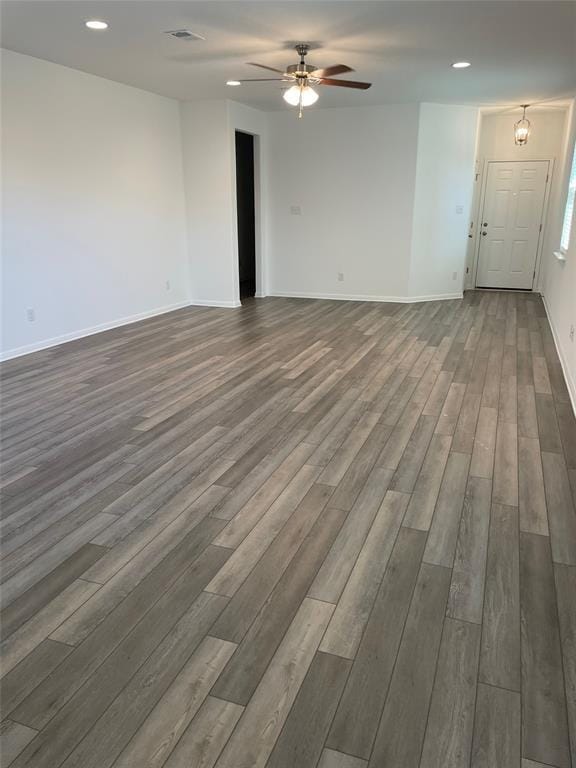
[514,106,531,146]
[283,84,319,107]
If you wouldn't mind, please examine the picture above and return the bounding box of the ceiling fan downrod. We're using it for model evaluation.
[296,43,309,64]
[295,44,309,117]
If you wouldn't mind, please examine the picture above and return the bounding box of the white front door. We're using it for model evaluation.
[476,160,548,290]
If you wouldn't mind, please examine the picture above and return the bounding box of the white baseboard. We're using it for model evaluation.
[0,300,192,362]
[404,292,464,303]
[189,299,242,308]
[268,290,463,304]
[0,291,465,363]
[541,293,576,416]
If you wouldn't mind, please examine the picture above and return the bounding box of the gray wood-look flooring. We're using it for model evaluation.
[0,290,575,768]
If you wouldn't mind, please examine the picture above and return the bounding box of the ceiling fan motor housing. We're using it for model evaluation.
[286,63,316,78]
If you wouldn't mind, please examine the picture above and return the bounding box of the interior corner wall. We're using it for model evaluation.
[266,104,420,301]
[408,103,479,299]
[1,49,190,359]
[179,100,238,307]
[541,99,576,409]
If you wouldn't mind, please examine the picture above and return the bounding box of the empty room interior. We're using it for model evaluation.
[1,1,576,766]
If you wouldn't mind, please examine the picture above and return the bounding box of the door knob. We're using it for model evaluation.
[482,231,487,236]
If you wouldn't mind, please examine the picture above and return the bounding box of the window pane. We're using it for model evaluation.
[560,142,576,252]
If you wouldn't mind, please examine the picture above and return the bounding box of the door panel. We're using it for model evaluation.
[515,190,534,228]
[510,240,528,272]
[487,240,506,272]
[493,190,511,227]
[476,161,548,290]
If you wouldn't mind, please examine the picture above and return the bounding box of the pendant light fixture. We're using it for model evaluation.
[514,105,531,146]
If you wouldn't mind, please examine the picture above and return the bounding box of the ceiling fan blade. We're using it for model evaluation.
[235,78,293,82]
[247,62,287,75]
[318,77,372,90]
[310,64,353,78]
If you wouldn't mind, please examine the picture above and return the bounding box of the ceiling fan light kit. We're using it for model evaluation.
[514,104,531,145]
[227,43,372,117]
[283,84,319,108]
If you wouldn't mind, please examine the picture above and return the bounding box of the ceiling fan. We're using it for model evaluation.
[228,43,372,117]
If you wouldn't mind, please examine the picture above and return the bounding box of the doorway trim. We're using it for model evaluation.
[471,157,554,291]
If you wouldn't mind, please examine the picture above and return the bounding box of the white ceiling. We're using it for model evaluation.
[1,1,575,111]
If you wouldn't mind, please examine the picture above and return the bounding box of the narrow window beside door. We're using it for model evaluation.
[560,142,576,254]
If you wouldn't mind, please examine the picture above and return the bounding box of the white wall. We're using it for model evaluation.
[180,100,238,307]
[478,108,567,161]
[1,49,190,358]
[466,107,568,288]
[267,103,478,302]
[409,104,478,299]
[267,104,420,300]
[541,100,576,409]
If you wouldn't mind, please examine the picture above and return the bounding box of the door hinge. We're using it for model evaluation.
[539,223,543,232]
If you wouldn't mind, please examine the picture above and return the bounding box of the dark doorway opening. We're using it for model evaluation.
[235,131,256,301]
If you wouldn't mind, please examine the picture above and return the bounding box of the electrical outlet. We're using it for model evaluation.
[337,272,344,282]
[455,205,464,215]
[570,324,575,342]
[26,308,35,322]
[165,280,171,291]
[290,205,301,216]
[452,272,458,280]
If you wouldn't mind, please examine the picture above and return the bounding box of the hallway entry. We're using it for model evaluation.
[235,131,256,300]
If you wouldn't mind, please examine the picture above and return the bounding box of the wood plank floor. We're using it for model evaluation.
[1,290,575,768]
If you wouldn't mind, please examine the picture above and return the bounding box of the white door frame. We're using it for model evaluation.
[471,157,554,291]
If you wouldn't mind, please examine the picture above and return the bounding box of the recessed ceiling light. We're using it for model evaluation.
[226,80,241,86]
[452,61,471,69]
[85,20,108,30]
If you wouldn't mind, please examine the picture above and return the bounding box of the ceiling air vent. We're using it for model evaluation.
[164,29,205,41]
